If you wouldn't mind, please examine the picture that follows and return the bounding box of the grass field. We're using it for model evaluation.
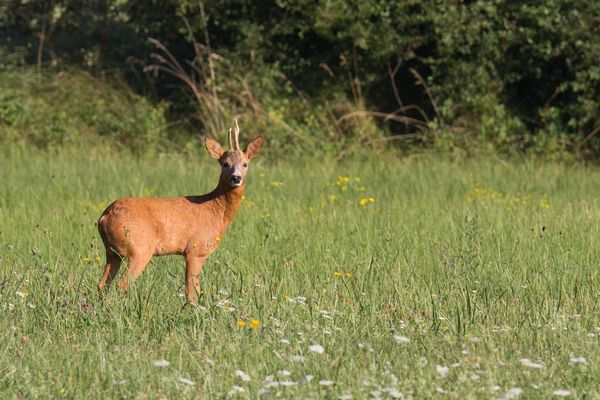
[1,145,599,399]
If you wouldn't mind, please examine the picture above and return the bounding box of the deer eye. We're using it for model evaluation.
[242,162,248,168]
[222,162,230,169]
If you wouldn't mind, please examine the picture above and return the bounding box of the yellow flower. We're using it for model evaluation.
[82,257,91,263]
[308,207,315,213]
[342,176,350,183]
[334,271,342,277]
[16,291,29,299]
[271,181,284,187]
[359,198,368,206]
[95,256,101,262]
[249,319,261,330]
[282,295,289,301]
[237,320,247,328]
[328,195,337,202]
[344,272,352,277]
[368,197,375,203]
[341,186,348,192]
[355,177,361,182]
[241,195,246,201]
[215,236,222,242]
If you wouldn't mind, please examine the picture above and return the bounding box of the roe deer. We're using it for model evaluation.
[97,121,264,304]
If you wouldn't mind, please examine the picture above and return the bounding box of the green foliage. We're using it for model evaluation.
[1,146,600,397]
[0,68,175,150]
[1,0,599,156]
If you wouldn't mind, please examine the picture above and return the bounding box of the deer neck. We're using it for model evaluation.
[209,180,245,229]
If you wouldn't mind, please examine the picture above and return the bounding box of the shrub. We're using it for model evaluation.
[0,68,172,151]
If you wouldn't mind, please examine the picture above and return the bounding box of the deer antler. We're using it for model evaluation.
[234,119,241,150]
[228,127,234,150]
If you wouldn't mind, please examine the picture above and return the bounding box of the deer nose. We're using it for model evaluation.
[230,175,242,185]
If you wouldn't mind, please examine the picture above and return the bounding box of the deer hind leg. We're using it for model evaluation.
[98,251,122,295]
[185,254,208,305]
[118,249,154,292]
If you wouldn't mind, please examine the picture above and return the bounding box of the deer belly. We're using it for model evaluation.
[153,234,187,256]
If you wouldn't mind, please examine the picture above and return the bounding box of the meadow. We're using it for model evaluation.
[0,145,599,399]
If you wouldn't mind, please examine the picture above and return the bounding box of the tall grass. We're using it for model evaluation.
[0,145,598,398]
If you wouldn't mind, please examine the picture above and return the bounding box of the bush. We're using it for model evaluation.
[1,0,599,157]
[0,68,174,151]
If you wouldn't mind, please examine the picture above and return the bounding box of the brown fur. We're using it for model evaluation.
[97,134,264,304]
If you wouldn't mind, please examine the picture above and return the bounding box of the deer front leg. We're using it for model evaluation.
[185,254,208,305]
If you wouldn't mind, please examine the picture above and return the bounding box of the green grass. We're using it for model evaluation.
[0,145,599,399]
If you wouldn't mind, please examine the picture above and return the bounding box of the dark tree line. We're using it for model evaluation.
[1,0,599,152]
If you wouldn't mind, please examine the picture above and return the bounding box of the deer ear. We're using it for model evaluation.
[205,137,224,159]
[244,135,265,160]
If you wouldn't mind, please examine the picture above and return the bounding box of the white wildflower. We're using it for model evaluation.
[436,365,449,377]
[553,389,571,397]
[436,387,447,394]
[234,369,251,382]
[278,370,291,377]
[308,344,325,354]
[290,355,305,362]
[569,356,587,365]
[287,296,307,305]
[299,375,314,384]
[279,381,297,387]
[216,299,231,307]
[153,359,170,367]
[279,338,291,345]
[387,388,404,398]
[27,303,36,309]
[393,335,411,344]
[227,386,246,396]
[520,359,543,369]
[319,380,334,386]
[499,387,523,400]
[178,377,195,386]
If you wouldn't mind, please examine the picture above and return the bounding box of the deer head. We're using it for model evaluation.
[204,120,265,188]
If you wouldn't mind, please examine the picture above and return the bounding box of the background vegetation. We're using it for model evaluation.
[1,0,599,158]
